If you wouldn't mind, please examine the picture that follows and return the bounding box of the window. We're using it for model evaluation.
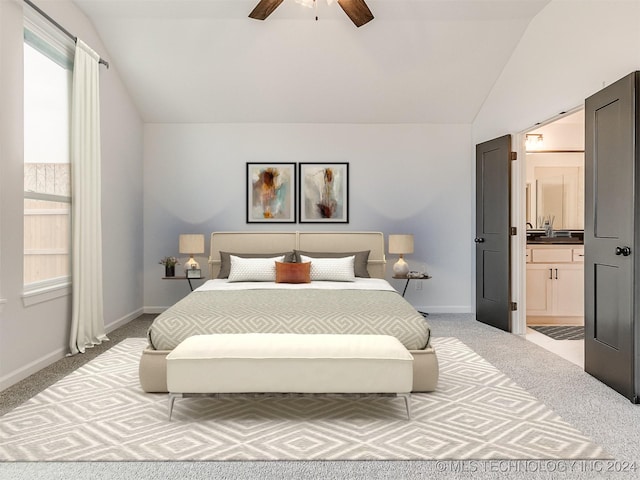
[23,24,74,288]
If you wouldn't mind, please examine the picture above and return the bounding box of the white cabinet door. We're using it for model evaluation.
[553,264,584,316]
[526,262,584,317]
[526,264,553,315]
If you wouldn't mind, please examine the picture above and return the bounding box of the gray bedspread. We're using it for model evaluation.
[148,288,430,351]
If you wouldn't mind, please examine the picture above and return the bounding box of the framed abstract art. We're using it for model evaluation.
[246,163,296,223]
[299,163,349,223]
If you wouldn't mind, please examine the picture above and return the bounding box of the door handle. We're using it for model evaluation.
[549,268,553,280]
[555,268,558,279]
[615,246,632,256]
[474,238,485,243]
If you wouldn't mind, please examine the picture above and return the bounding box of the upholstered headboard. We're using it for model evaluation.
[208,231,386,279]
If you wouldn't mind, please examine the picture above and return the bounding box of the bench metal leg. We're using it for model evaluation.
[398,393,412,420]
[168,393,183,420]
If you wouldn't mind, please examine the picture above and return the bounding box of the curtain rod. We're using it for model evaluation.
[24,0,110,68]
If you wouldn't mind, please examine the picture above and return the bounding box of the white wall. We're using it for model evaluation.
[473,0,640,143]
[144,123,473,313]
[0,0,144,390]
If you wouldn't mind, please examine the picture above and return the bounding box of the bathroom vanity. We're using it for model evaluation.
[526,237,584,325]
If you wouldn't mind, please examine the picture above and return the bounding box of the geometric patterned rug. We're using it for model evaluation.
[529,325,585,341]
[0,337,607,461]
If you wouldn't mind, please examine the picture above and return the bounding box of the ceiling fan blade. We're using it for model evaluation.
[337,0,374,27]
[249,0,285,21]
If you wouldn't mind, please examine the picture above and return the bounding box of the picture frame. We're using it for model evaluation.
[299,163,349,223]
[246,163,296,223]
[186,268,202,279]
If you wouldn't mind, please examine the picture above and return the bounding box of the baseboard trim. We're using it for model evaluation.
[144,306,169,314]
[0,307,143,392]
[105,308,144,333]
[413,306,474,314]
[0,346,67,392]
[527,315,584,326]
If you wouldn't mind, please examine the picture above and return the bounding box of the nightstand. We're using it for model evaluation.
[392,274,432,297]
[162,275,204,292]
[392,274,431,317]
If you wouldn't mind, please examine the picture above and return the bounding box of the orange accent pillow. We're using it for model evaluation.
[275,262,311,284]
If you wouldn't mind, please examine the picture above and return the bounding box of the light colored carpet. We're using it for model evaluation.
[0,337,607,462]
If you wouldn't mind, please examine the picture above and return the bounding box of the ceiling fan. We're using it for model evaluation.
[249,0,374,28]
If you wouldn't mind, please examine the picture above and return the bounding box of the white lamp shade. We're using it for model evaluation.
[388,234,414,255]
[179,234,204,272]
[179,234,205,255]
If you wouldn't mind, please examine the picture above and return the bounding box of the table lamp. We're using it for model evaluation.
[179,234,205,272]
[389,234,414,276]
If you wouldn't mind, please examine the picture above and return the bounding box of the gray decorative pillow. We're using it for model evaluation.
[293,250,371,278]
[217,251,295,279]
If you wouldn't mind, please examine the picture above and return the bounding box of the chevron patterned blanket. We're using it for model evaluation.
[148,284,430,351]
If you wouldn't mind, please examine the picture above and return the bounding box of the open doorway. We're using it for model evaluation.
[519,109,586,367]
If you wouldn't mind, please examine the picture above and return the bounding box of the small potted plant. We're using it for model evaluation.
[159,256,179,277]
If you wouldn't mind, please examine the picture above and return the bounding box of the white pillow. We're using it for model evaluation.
[300,255,356,282]
[228,255,285,282]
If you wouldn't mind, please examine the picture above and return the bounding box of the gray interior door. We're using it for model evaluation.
[475,135,511,331]
[584,71,638,403]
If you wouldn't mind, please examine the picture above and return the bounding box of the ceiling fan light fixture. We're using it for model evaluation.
[295,0,336,8]
[249,0,373,28]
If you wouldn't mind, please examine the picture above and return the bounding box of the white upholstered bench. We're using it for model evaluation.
[166,333,414,420]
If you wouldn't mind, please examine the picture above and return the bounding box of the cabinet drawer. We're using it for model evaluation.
[573,248,585,262]
[531,248,572,263]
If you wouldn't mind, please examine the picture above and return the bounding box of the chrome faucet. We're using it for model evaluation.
[541,216,555,237]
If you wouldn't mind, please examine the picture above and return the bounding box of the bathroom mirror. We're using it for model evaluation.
[526,152,584,230]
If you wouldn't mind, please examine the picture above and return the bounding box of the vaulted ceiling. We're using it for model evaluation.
[73,0,551,123]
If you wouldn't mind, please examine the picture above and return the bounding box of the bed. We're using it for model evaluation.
[139,231,439,392]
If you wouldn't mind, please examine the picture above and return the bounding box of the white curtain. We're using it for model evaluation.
[69,39,107,355]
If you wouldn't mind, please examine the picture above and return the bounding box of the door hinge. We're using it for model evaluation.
[510,152,517,161]
[510,302,518,311]
[510,226,517,235]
